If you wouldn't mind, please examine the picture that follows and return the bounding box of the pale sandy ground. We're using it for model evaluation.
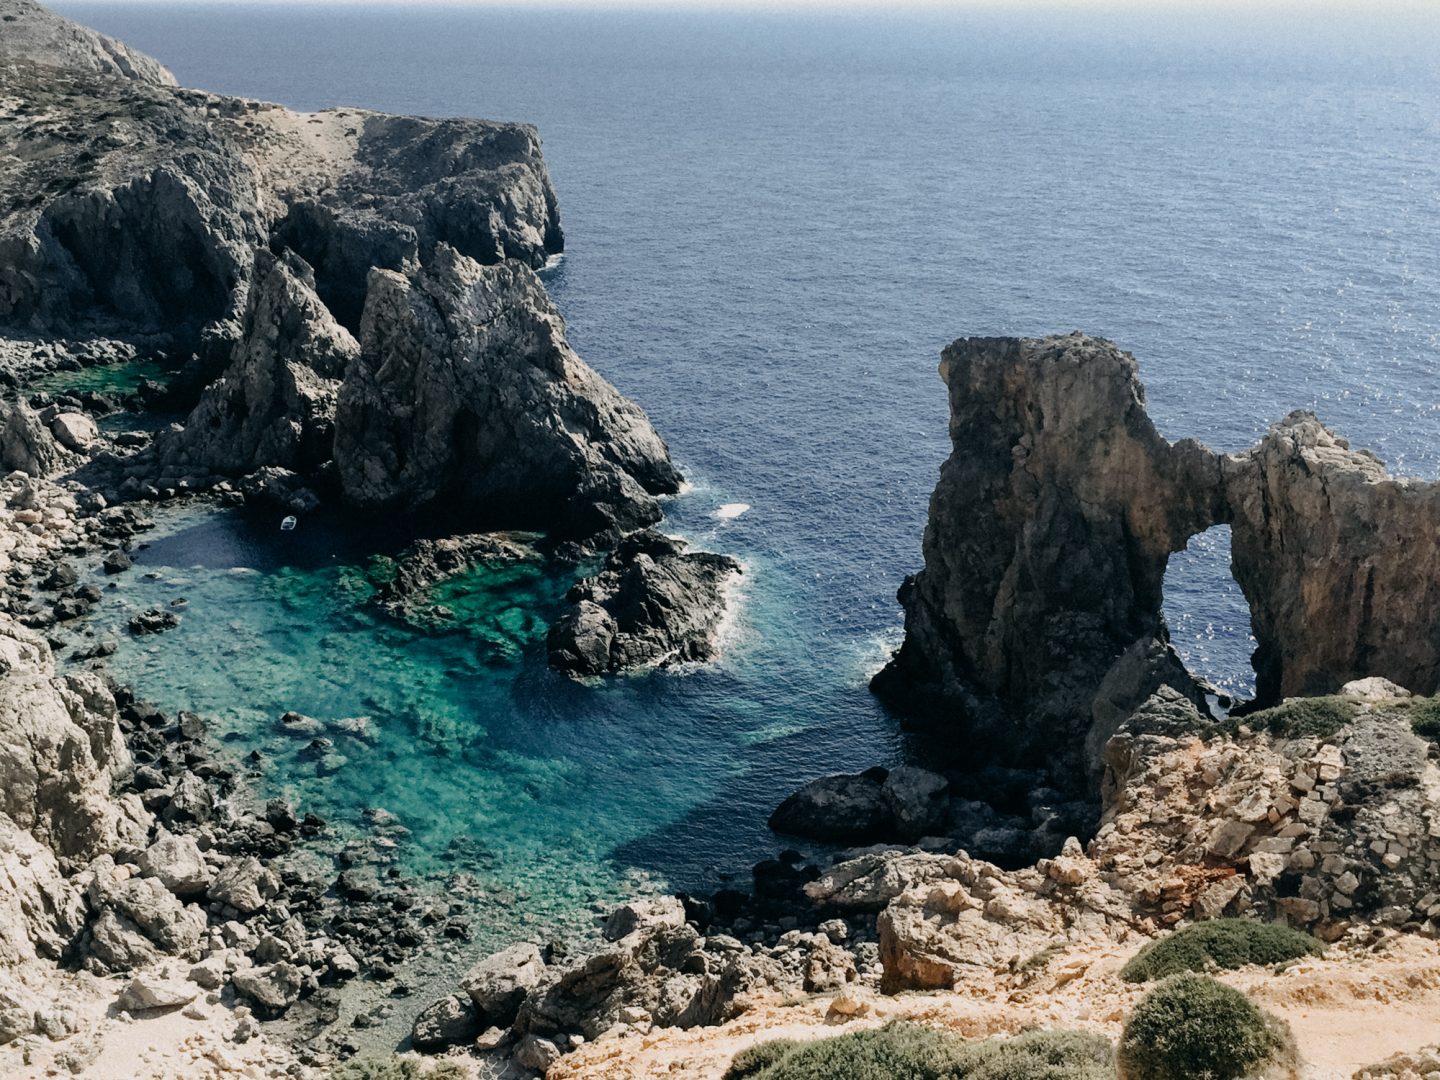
[4,932,1436,1079]
[0,963,299,1080]
[549,933,1440,1080]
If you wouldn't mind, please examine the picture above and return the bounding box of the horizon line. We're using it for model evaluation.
[54,0,1440,12]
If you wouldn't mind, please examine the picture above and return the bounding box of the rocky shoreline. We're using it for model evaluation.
[2,4,1440,1080]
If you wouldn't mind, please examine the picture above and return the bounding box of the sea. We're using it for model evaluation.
[48,0,1440,963]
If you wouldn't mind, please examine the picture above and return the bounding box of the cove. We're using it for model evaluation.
[64,494,902,954]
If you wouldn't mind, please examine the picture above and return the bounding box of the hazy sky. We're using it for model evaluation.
[65,0,1439,9]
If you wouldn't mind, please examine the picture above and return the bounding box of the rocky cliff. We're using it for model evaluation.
[0,0,176,85]
[334,246,680,539]
[0,7,560,357]
[876,332,1440,790]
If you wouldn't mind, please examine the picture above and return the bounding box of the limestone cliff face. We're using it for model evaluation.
[878,332,1440,788]
[0,7,562,354]
[334,246,680,540]
[153,249,357,476]
[1227,413,1440,703]
[0,0,177,84]
[873,334,1222,779]
[0,618,144,863]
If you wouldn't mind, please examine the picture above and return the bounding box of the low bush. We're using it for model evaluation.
[1408,697,1440,744]
[725,1039,803,1079]
[1117,974,1298,1080]
[1120,919,1323,982]
[721,1022,1115,1080]
[1241,696,1357,739]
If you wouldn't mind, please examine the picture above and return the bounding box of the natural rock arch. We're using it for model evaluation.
[875,332,1440,789]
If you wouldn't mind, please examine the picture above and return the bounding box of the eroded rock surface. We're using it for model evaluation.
[148,249,357,478]
[876,332,1440,790]
[0,0,176,84]
[1227,414,1440,703]
[335,248,680,541]
[548,529,740,675]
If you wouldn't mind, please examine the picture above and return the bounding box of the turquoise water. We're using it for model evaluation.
[82,496,897,946]
[34,356,174,399]
[52,4,1440,942]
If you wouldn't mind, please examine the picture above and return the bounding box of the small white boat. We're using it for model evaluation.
[280,515,298,532]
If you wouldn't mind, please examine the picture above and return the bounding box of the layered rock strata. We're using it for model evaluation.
[876,332,1440,787]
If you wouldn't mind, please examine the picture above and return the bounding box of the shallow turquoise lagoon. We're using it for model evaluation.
[74,494,901,948]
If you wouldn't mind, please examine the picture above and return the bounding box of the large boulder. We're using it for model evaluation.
[137,831,212,898]
[0,621,140,860]
[768,770,892,844]
[460,942,545,1025]
[333,246,681,544]
[206,856,279,915]
[548,530,741,675]
[411,993,481,1051]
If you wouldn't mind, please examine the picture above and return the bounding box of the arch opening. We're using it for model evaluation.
[1162,524,1256,704]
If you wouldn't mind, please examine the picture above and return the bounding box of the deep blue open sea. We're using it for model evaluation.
[51,2,1440,951]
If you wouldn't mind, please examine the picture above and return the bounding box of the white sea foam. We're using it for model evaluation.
[715,502,750,520]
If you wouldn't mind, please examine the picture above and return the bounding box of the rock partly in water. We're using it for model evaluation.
[876,331,1440,790]
[334,247,681,543]
[547,529,740,675]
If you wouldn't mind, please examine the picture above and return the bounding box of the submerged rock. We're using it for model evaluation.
[548,529,740,675]
[372,532,536,622]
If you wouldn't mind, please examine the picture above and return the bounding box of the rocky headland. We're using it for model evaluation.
[2,4,1440,1080]
[0,2,740,1077]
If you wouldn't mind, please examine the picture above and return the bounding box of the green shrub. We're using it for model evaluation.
[959,1030,1115,1080]
[724,1040,803,1079]
[1120,919,1323,983]
[1408,697,1440,744]
[721,1023,1114,1080]
[1117,974,1297,1080]
[1242,696,1357,739]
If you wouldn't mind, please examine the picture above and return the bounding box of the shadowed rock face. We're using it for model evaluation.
[0,11,562,352]
[877,332,1440,789]
[152,249,358,476]
[334,246,680,542]
[873,334,1224,782]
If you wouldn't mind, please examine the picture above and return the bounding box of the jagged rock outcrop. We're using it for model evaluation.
[148,249,357,477]
[0,618,145,862]
[807,682,1440,995]
[873,334,1221,782]
[876,332,1440,790]
[1226,414,1440,703]
[272,114,563,330]
[0,3,561,357]
[371,532,536,621]
[0,0,176,84]
[334,247,681,541]
[547,529,740,674]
